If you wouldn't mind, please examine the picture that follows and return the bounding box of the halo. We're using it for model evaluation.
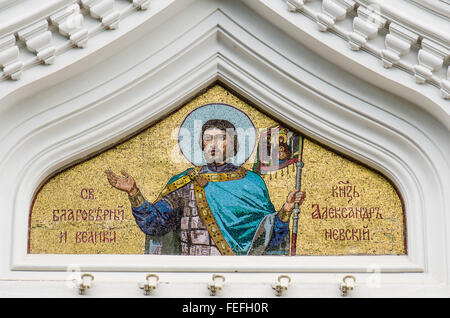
[178,103,257,166]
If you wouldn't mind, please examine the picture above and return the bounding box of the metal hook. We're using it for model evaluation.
[78,273,94,295]
[207,274,225,296]
[340,275,356,296]
[139,274,160,295]
[272,275,291,296]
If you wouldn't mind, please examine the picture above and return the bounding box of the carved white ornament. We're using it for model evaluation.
[129,0,150,10]
[0,0,448,101]
[17,20,56,65]
[80,0,121,30]
[381,23,418,68]
[50,4,89,48]
[0,35,23,80]
[348,6,386,51]
[0,0,151,81]
[316,0,355,32]
[286,0,312,12]
[414,39,448,84]
[285,0,450,99]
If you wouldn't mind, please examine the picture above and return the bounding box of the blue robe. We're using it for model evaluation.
[132,165,289,255]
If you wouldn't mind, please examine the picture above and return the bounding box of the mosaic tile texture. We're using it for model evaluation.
[28,85,406,255]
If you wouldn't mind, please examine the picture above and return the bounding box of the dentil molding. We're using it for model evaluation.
[0,0,149,81]
[285,0,449,100]
[0,0,449,107]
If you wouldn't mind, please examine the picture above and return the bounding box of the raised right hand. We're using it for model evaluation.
[105,169,138,196]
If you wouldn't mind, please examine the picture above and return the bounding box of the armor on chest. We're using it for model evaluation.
[166,182,220,256]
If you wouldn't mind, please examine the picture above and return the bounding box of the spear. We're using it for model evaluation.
[290,138,305,256]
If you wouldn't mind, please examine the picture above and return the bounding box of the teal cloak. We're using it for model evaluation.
[166,168,279,255]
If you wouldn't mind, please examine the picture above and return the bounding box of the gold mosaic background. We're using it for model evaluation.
[28,85,406,255]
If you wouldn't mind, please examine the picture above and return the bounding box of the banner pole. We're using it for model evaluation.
[290,161,304,256]
[290,136,305,256]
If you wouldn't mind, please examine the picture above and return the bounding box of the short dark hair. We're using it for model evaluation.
[200,119,239,156]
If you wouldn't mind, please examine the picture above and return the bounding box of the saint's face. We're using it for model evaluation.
[202,127,235,165]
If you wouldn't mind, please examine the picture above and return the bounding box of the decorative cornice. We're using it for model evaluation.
[0,0,149,81]
[0,0,448,102]
[285,0,450,100]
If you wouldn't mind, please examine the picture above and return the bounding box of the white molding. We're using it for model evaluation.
[128,0,150,11]
[243,0,450,127]
[348,6,387,51]
[0,34,23,80]
[0,0,148,81]
[381,23,419,68]
[80,0,120,30]
[442,66,450,99]
[17,20,56,65]
[50,3,89,48]
[0,0,76,37]
[279,0,450,100]
[414,39,449,84]
[0,0,448,103]
[409,0,450,19]
[316,0,355,32]
[286,0,312,12]
[0,0,449,297]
